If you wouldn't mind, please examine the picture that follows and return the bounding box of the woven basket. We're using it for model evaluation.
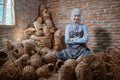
[22,65,36,80]
[54,29,63,51]
[58,59,77,80]
[49,27,56,33]
[42,53,57,64]
[1,39,13,52]
[0,50,8,66]
[82,53,96,65]
[22,39,36,56]
[43,25,51,36]
[58,59,76,80]
[40,47,51,56]
[36,63,55,78]
[64,59,77,68]
[89,57,101,69]
[35,30,44,36]
[0,62,22,80]
[42,9,50,18]
[30,54,42,69]
[14,54,30,66]
[13,42,25,59]
[45,18,53,29]
[55,59,64,70]
[31,35,52,49]
[75,62,92,80]
[92,61,106,80]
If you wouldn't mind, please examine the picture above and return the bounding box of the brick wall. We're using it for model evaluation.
[43,0,120,52]
[15,0,42,27]
[0,0,120,52]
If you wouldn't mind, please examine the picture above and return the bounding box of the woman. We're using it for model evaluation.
[56,8,90,60]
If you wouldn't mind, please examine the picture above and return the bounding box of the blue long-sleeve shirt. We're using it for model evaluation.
[65,24,88,44]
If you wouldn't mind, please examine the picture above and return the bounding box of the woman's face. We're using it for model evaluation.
[72,13,81,23]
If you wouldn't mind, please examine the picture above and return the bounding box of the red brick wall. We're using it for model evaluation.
[15,0,42,27]
[43,0,120,52]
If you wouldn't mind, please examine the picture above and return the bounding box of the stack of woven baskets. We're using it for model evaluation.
[24,4,63,51]
[0,4,64,80]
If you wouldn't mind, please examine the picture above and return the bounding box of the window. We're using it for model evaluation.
[0,0,15,25]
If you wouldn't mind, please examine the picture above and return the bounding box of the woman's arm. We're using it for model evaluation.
[65,25,75,44]
[73,24,89,43]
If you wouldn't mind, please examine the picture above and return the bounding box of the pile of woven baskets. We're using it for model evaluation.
[0,38,64,80]
[24,4,63,51]
[57,47,120,80]
[0,4,64,80]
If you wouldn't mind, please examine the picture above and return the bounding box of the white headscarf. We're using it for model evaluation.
[71,8,81,24]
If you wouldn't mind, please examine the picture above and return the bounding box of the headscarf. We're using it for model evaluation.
[71,8,81,24]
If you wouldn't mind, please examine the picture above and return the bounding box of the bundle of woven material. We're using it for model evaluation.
[0,39,120,80]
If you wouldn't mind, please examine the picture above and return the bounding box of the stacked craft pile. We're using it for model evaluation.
[24,4,63,51]
[0,4,120,80]
[0,4,64,80]
[57,47,120,80]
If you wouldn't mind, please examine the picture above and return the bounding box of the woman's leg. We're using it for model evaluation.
[82,49,90,55]
[56,51,67,61]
